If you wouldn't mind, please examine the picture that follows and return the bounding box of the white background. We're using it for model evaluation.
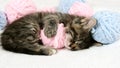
[0,0,120,68]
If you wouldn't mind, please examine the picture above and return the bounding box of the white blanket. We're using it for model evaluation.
[0,0,120,68]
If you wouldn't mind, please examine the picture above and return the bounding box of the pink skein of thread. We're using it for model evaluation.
[5,0,37,24]
[40,23,65,49]
[68,2,94,17]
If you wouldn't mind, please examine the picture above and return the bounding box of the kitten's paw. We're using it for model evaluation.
[40,47,57,55]
[44,20,58,38]
[48,48,57,55]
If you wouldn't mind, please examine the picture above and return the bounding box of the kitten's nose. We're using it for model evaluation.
[69,43,80,51]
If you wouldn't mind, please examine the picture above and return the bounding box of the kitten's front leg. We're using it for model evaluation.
[39,46,57,55]
[43,15,59,38]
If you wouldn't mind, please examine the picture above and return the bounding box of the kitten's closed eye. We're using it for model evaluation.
[66,30,71,34]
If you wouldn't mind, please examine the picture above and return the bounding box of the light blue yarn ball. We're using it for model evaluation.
[0,11,7,30]
[91,11,120,44]
[57,0,86,13]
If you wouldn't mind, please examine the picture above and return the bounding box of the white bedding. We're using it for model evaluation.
[0,0,120,68]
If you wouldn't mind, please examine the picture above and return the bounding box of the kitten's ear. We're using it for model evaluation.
[83,17,96,31]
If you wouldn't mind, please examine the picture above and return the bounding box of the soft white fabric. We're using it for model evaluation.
[0,0,120,68]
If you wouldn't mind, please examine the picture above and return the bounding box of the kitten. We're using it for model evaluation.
[1,11,98,55]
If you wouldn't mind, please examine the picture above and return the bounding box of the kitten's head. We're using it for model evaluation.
[42,14,60,38]
[65,17,96,50]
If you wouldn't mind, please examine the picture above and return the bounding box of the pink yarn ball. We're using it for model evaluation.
[68,2,94,17]
[40,23,65,49]
[5,0,37,24]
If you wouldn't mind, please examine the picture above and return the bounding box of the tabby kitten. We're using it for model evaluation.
[1,11,98,55]
[1,12,77,55]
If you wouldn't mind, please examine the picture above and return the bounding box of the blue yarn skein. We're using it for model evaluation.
[91,11,120,44]
[0,11,7,30]
[57,0,86,13]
